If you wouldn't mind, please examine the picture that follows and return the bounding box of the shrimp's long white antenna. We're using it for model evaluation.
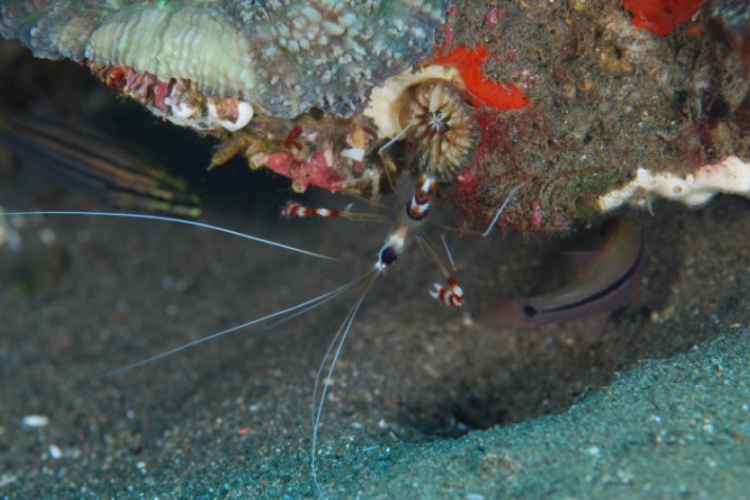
[482,182,528,237]
[3,211,340,262]
[440,233,456,269]
[263,271,376,330]
[377,121,414,156]
[311,272,378,498]
[5,211,359,379]
[100,275,366,379]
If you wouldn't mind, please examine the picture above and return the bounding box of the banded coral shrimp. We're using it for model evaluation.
[0,163,527,497]
[0,41,528,497]
[0,73,527,498]
[0,77,521,494]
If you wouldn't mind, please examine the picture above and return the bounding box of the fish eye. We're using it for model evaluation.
[523,304,538,317]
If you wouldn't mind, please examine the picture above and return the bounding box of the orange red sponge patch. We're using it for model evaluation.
[431,45,529,111]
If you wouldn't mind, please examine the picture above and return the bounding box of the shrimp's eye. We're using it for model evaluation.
[378,245,399,267]
[523,304,538,317]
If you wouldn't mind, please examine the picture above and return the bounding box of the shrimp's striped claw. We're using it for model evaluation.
[282,201,342,218]
[430,276,464,308]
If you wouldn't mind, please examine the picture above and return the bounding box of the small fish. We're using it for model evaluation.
[489,218,644,338]
[0,110,201,218]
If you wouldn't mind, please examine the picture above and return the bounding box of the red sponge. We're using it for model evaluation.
[431,45,529,110]
[622,0,701,36]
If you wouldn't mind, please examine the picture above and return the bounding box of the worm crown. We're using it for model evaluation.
[399,80,478,181]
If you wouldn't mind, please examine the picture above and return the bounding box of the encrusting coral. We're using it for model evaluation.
[0,0,450,119]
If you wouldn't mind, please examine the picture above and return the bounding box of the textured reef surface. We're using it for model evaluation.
[0,0,448,118]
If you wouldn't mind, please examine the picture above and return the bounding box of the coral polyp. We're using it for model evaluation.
[400,80,478,181]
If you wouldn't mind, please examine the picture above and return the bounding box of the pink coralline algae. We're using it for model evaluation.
[264,151,347,193]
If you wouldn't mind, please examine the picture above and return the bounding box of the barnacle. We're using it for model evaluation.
[399,80,478,181]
